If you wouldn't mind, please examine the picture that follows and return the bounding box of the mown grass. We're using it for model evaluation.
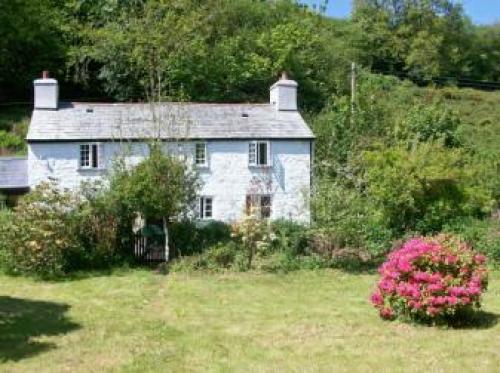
[0,268,499,372]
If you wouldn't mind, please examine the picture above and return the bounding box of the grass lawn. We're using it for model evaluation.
[1,269,499,372]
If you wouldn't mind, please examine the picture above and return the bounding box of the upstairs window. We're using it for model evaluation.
[195,142,207,166]
[80,143,100,169]
[246,194,272,219]
[198,196,213,220]
[249,141,271,167]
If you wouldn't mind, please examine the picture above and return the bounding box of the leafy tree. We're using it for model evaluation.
[0,0,66,97]
[352,0,473,79]
[109,144,199,260]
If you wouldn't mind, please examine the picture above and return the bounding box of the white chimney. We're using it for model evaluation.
[270,72,298,111]
[34,71,59,110]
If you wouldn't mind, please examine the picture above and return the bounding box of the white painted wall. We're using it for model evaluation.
[28,140,312,222]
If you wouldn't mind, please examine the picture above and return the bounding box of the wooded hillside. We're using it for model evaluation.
[1,0,499,256]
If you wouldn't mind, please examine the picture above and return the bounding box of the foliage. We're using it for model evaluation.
[312,73,499,260]
[230,217,274,270]
[444,217,500,264]
[0,105,30,155]
[396,104,461,147]
[0,0,66,97]
[359,143,495,234]
[170,220,232,257]
[71,181,135,269]
[0,182,81,277]
[371,234,488,323]
[64,0,350,109]
[312,180,393,255]
[110,145,199,224]
[269,220,309,256]
[352,0,472,79]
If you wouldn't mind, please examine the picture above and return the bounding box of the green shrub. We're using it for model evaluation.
[170,241,241,272]
[0,182,81,278]
[170,220,232,257]
[258,252,328,273]
[71,187,134,270]
[312,180,393,256]
[444,217,500,263]
[270,220,309,256]
[205,242,238,269]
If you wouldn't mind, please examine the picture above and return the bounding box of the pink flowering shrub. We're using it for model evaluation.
[371,234,488,323]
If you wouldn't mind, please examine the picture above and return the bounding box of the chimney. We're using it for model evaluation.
[34,71,59,110]
[269,71,298,111]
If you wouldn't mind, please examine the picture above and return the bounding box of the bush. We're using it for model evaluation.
[370,234,488,323]
[444,217,500,264]
[231,217,273,269]
[170,241,242,272]
[0,182,81,278]
[72,184,135,270]
[312,180,393,256]
[270,220,309,256]
[170,220,232,257]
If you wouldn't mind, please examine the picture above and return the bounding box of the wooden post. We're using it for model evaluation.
[351,62,356,113]
[351,62,356,126]
[163,217,169,262]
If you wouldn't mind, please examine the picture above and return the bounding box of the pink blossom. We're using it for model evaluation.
[379,279,396,293]
[370,292,384,306]
[467,286,481,296]
[474,254,486,265]
[446,296,458,305]
[427,283,444,293]
[413,271,430,282]
[380,307,394,319]
[427,306,441,317]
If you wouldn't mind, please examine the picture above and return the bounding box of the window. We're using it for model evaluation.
[198,196,213,219]
[249,141,271,167]
[246,194,272,219]
[80,143,100,169]
[195,142,207,166]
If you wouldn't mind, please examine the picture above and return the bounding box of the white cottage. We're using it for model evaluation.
[1,73,314,222]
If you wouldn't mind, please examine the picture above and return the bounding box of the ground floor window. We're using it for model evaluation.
[246,194,272,219]
[80,143,99,169]
[198,196,213,219]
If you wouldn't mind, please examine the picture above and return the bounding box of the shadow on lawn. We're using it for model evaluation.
[448,310,500,330]
[0,296,80,362]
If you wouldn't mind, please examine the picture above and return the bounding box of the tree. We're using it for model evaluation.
[352,0,473,79]
[0,0,66,98]
[110,145,199,260]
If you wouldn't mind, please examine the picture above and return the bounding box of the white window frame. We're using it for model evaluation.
[79,143,101,170]
[249,140,271,167]
[246,194,272,219]
[198,196,213,220]
[195,142,208,167]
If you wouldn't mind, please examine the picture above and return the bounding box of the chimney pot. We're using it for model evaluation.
[281,71,288,80]
[42,70,49,79]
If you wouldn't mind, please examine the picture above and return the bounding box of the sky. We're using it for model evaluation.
[303,0,500,25]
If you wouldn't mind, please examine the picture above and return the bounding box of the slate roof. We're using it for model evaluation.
[27,102,315,141]
[0,157,28,189]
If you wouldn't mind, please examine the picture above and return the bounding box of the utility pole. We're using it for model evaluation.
[351,62,356,125]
